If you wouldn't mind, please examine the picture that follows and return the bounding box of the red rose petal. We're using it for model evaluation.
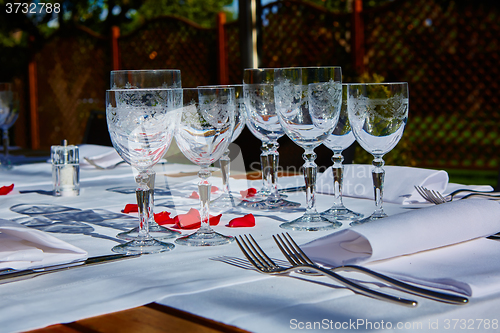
[211,186,219,193]
[227,214,256,227]
[121,204,138,213]
[173,208,222,229]
[240,187,257,198]
[0,184,14,195]
[154,211,175,225]
[189,191,200,199]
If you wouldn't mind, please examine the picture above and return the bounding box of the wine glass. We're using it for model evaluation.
[274,67,343,231]
[347,82,409,226]
[174,87,235,246]
[0,83,17,170]
[208,85,246,210]
[320,83,364,222]
[106,88,181,254]
[110,70,181,240]
[243,68,299,210]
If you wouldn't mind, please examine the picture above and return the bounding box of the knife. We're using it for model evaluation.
[0,253,141,285]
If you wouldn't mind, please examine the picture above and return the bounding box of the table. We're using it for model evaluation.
[2,159,500,333]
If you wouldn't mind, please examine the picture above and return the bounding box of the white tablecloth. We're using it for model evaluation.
[1,161,500,333]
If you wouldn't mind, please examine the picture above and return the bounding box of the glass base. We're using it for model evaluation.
[175,229,234,246]
[239,197,300,210]
[280,213,342,231]
[349,211,388,226]
[321,205,364,222]
[210,192,239,210]
[0,159,13,170]
[112,238,175,254]
[117,222,180,241]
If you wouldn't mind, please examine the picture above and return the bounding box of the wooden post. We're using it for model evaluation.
[217,12,229,85]
[351,0,365,75]
[111,26,121,71]
[28,36,40,150]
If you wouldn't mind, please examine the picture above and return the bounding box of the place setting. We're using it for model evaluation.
[3,65,500,333]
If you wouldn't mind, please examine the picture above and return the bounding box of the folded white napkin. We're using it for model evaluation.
[317,164,492,204]
[78,144,123,169]
[302,200,500,296]
[0,219,87,270]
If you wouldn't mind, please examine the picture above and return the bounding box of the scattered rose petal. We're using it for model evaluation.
[154,211,174,224]
[211,186,219,193]
[227,214,255,227]
[173,208,222,229]
[240,187,257,198]
[0,184,14,195]
[121,204,138,213]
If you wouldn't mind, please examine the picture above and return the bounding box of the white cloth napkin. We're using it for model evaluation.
[302,200,500,296]
[78,144,123,169]
[0,219,87,270]
[317,164,493,204]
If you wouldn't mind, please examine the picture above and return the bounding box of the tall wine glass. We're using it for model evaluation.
[347,82,409,226]
[274,67,343,231]
[0,83,17,170]
[110,70,181,240]
[243,68,299,210]
[174,87,235,246]
[200,85,246,210]
[106,88,181,254]
[321,84,364,222]
[241,120,274,202]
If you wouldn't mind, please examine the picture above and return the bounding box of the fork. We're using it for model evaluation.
[274,233,468,305]
[414,185,500,205]
[84,157,126,170]
[235,235,418,307]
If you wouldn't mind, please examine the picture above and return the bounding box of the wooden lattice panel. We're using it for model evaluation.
[260,0,354,78]
[34,28,109,149]
[225,21,242,84]
[363,0,500,170]
[118,17,218,88]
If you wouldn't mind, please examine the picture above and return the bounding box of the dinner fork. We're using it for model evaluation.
[235,235,418,307]
[274,233,468,305]
[414,185,500,205]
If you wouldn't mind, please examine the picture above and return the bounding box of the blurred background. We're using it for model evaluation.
[0,0,499,186]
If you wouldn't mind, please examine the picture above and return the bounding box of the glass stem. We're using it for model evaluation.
[267,140,280,202]
[135,172,151,239]
[331,150,344,208]
[198,168,212,232]
[3,129,9,160]
[303,149,318,214]
[220,150,231,195]
[147,169,156,225]
[372,156,385,215]
[260,141,271,193]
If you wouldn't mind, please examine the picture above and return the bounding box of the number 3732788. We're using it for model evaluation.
[6,2,61,14]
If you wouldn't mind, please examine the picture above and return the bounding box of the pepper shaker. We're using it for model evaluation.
[51,139,80,196]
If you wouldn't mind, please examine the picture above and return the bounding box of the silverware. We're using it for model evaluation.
[235,234,418,307]
[84,157,126,170]
[274,233,468,305]
[0,253,141,285]
[414,185,500,205]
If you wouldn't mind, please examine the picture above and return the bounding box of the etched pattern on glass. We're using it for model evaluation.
[107,90,179,171]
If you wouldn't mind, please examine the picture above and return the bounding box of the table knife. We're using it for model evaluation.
[0,253,141,285]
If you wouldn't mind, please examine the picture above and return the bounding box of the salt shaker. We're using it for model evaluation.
[51,139,80,196]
